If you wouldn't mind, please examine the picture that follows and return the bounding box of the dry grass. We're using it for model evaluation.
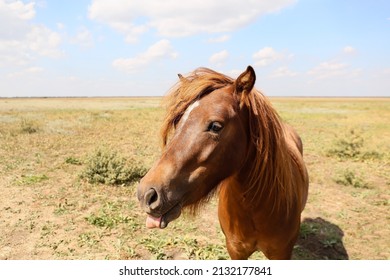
[0,97,389,260]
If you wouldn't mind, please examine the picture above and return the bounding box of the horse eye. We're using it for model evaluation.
[207,121,223,133]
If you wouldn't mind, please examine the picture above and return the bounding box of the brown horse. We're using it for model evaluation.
[137,66,309,259]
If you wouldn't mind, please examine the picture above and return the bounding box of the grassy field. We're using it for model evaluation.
[0,97,389,260]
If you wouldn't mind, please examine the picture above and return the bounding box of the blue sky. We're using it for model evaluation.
[1,0,389,97]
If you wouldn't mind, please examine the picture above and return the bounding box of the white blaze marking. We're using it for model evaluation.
[179,100,200,129]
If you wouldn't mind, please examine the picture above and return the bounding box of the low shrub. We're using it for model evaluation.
[327,129,382,161]
[334,169,370,189]
[20,118,40,134]
[327,129,363,159]
[80,146,147,185]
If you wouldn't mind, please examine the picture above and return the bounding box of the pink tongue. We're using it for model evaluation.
[146,215,162,229]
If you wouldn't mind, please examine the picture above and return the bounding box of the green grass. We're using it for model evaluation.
[299,222,319,239]
[65,156,82,165]
[138,234,229,260]
[16,174,49,185]
[85,202,140,229]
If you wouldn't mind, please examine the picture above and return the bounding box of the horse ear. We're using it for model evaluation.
[178,73,186,82]
[234,66,256,108]
[234,66,256,94]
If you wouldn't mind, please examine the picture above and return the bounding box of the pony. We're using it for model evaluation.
[137,66,309,259]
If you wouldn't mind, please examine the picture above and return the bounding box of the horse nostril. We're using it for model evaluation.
[145,188,159,209]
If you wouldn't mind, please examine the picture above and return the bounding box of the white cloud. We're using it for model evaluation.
[123,25,148,44]
[56,22,65,30]
[308,61,347,79]
[71,26,94,48]
[209,50,229,66]
[0,0,35,21]
[253,47,284,67]
[0,0,62,67]
[88,0,296,41]
[343,46,356,54]
[270,66,298,78]
[307,60,361,80]
[112,39,178,73]
[27,25,62,57]
[207,34,231,43]
[0,24,62,66]
[226,69,245,78]
[6,66,44,78]
[0,0,35,39]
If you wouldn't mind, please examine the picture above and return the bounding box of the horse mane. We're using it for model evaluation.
[161,67,297,215]
[240,89,296,215]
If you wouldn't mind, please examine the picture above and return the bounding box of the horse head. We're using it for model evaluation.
[137,66,256,229]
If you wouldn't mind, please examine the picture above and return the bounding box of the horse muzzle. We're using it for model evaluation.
[137,182,182,229]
